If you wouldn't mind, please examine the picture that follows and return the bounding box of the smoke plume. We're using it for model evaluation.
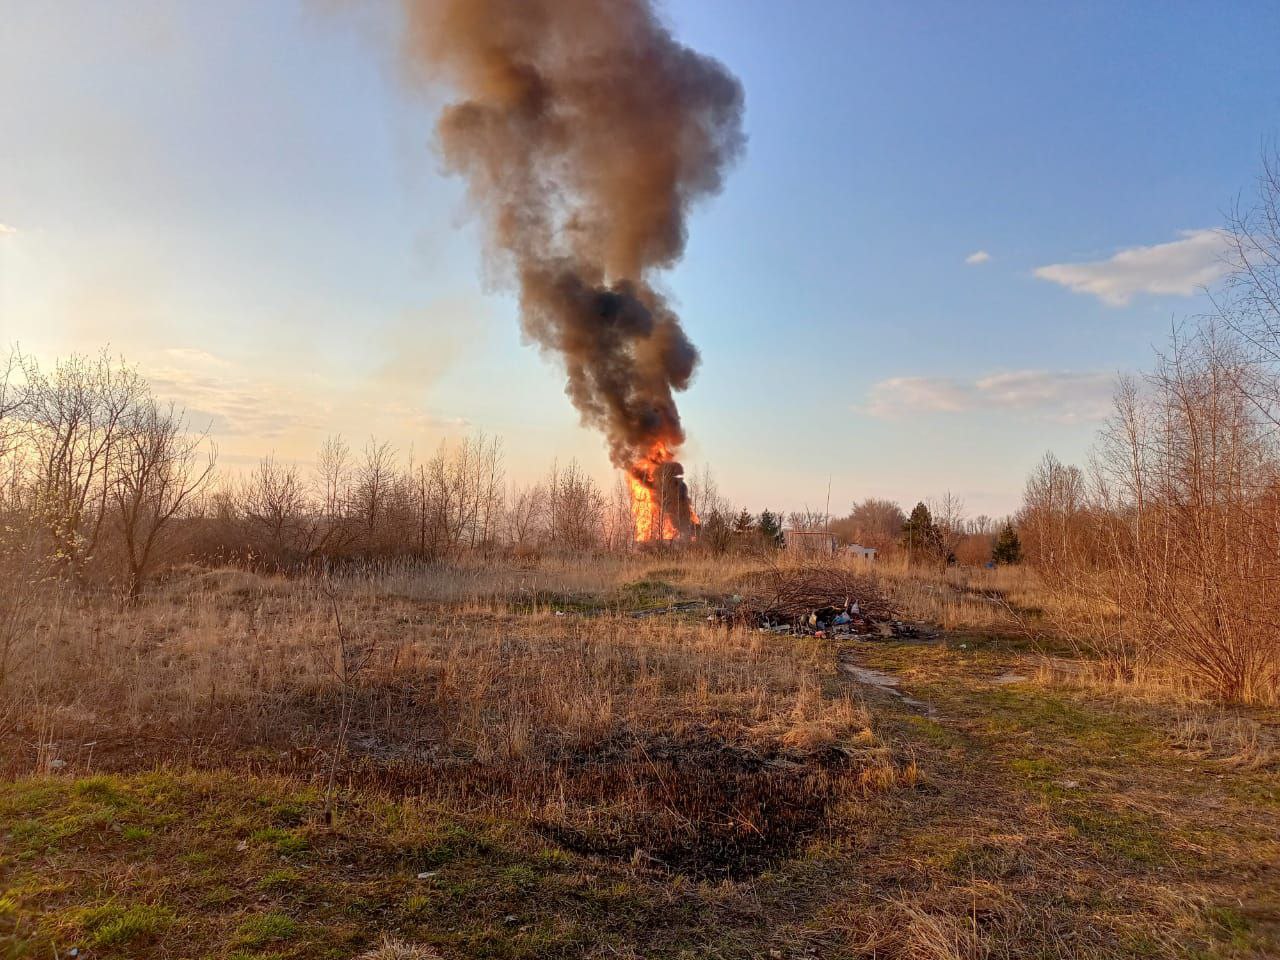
[403,0,744,529]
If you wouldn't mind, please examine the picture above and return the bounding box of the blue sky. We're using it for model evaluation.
[2,1,1278,516]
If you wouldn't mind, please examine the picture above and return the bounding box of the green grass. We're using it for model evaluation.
[233,912,301,948]
[81,903,176,948]
[615,577,682,608]
[0,771,721,957]
[257,868,305,892]
[250,826,310,856]
[1062,807,1170,864]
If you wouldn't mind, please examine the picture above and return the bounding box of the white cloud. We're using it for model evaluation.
[965,250,991,265]
[863,369,1115,424]
[1034,228,1232,306]
[0,223,18,236]
[162,346,231,368]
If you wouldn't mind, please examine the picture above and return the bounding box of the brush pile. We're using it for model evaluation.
[717,566,919,639]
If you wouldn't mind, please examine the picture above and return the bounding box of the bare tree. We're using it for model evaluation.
[927,491,967,572]
[0,350,25,462]
[1018,452,1088,572]
[20,351,150,573]
[111,399,216,598]
[315,435,352,521]
[545,460,604,552]
[1217,147,1280,424]
[602,474,635,550]
[785,508,828,532]
[311,434,356,556]
[506,481,545,549]
[686,463,726,522]
[831,498,906,551]
[354,439,397,553]
[240,455,313,564]
[1029,314,1280,701]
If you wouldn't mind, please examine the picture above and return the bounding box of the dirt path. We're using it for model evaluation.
[828,633,1280,958]
[836,648,937,714]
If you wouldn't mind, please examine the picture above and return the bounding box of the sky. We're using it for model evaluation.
[2,0,1278,517]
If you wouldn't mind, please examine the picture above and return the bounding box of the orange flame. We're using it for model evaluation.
[627,441,697,543]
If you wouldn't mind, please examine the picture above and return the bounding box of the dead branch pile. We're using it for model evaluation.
[720,566,916,638]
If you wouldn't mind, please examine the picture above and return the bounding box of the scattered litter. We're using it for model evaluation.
[416,870,439,880]
[236,839,249,852]
[712,566,934,640]
[554,610,566,617]
[1060,780,1080,789]
[48,758,66,770]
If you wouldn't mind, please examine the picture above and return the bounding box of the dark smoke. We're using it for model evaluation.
[654,460,696,537]
[403,0,744,494]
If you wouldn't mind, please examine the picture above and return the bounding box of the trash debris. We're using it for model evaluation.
[712,566,928,639]
[416,870,439,880]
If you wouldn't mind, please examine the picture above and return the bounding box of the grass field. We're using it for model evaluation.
[1,556,1277,958]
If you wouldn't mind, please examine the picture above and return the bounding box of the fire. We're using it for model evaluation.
[627,441,698,543]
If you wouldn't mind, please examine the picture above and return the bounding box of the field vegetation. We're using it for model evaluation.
[2,153,1279,960]
[1,546,1277,958]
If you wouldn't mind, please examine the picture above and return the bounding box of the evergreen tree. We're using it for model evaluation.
[699,509,733,554]
[901,501,942,565]
[992,521,1022,565]
[732,508,756,536]
[757,509,784,549]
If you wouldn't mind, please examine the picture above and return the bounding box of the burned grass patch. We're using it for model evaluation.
[530,732,879,879]
[339,730,903,880]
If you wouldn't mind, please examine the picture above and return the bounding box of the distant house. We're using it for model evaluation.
[782,529,837,557]
[846,543,877,561]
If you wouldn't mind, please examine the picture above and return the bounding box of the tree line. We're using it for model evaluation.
[0,352,844,595]
[1013,151,1280,704]
[0,341,1031,600]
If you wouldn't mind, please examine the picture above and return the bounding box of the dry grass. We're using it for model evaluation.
[3,554,1277,958]
[874,561,1048,633]
[1170,711,1278,770]
[1032,655,1206,703]
[857,898,988,960]
[2,555,915,880]
[355,934,442,959]
[9,564,855,761]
